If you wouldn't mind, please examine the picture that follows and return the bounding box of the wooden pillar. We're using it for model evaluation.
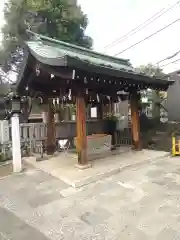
[109,101,114,115]
[97,103,103,119]
[86,104,91,120]
[104,104,109,118]
[152,90,160,123]
[46,99,56,155]
[130,91,142,150]
[102,104,106,119]
[76,91,90,168]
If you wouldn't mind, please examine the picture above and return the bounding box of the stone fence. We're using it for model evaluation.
[0,120,105,153]
[0,119,132,161]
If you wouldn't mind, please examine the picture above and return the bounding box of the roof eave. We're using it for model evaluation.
[26,30,132,67]
[28,46,68,67]
[65,56,172,89]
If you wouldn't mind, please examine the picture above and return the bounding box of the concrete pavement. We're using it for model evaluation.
[1,155,180,239]
[25,149,169,188]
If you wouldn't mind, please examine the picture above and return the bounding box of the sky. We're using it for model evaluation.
[77,0,180,73]
[0,0,180,74]
[0,0,5,43]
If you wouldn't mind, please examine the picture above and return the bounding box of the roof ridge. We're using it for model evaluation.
[27,30,132,66]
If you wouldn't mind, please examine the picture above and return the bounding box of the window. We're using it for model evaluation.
[90,107,97,118]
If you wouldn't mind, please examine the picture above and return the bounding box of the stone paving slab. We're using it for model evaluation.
[1,154,180,239]
[24,149,169,188]
[0,169,69,218]
[0,207,50,240]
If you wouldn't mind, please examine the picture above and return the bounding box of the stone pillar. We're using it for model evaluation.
[11,114,22,172]
[42,111,48,123]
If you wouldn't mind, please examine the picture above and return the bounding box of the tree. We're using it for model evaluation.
[135,63,166,78]
[135,63,167,121]
[0,0,93,74]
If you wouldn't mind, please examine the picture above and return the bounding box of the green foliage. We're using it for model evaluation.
[104,113,118,121]
[0,0,93,73]
[136,63,167,120]
[27,0,92,47]
[0,152,7,162]
[135,63,167,79]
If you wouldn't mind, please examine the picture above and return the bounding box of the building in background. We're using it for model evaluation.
[167,70,180,122]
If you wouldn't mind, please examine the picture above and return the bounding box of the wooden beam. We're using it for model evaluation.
[40,63,73,79]
[76,91,88,166]
[46,99,56,155]
[130,91,142,150]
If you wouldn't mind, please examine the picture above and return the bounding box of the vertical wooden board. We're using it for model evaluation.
[46,99,56,155]
[76,93,87,165]
[130,91,141,150]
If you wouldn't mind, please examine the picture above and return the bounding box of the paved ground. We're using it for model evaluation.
[0,164,12,178]
[25,149,168,188]
[1,155,180,239]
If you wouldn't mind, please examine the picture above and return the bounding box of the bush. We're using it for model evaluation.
[0,152,6,162]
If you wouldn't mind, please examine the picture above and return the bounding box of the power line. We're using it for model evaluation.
[104,0,180,50]
[160,58,180,67]
[104,8,165,49]
[156,50,180,65]
[114,18,180,56]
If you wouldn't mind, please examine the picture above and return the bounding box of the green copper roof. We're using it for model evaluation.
[16,31,173,95]
[26,31,133,72]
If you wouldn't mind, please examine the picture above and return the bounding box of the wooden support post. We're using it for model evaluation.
[76,92,90,168]
[46,99,56,155]
[86,104,91,120]
[102,104,106,119]
[108,102,112,115]
[130,91,142,150]
[97,104,103,119]
[104,104,109,118]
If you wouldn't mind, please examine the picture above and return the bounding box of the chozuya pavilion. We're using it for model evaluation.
[15,31,172,168]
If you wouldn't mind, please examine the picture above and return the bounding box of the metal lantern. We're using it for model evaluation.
[4,92,21,116]
[11,95,21,114]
